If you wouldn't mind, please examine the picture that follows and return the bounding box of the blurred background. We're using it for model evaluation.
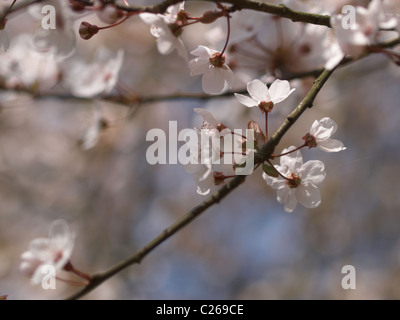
[2,0,400,299]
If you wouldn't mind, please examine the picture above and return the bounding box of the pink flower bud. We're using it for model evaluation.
[198,10,223,24]
[79,21,99,40]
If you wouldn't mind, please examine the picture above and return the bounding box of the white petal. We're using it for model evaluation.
[268,79,295,104]
[31,264,46,284]
[276,186,289,204]
[188,58,210,76]
[140,13,161,25]
[318,138,346,152]
[279,147,303,173]
[325,47,345,70]
[157,37,175,55]
[49,219,72,249]
[299,160,326,185]
[202,68,226,95]
[277,188,297,212]
[234,93,257,108]
[296,183,321,209]
[175,38,188,62]
[194,108,219,127]
[247,79,270,103]
[190,45,214,59]
[29,238,51,261]
[223,67,234,88]
[262,172,286,189]
[311,117,337,141]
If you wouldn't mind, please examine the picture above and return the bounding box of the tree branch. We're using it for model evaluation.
[66,65,337,300]
[110,0,332,27]
[66,174,246,300]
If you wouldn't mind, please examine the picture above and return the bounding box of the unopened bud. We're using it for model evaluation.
[213,171,225,185]
[69,0,86,11]
[79,21,99,40]
[198,10,223,24]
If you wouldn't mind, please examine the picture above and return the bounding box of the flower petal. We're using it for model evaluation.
[234,93,257,108]
[247,79,270,103]
[140,13,161,25]
[262,172,286,189]
[202,68,227,95]
[279,147,303,173]
[296,183,321,209]
[311,117,337,141]
[190,45,214,59]
[277,187,297,212]
[268,79,295,104]
[299,160,326,185]
[194,108,219,127]
[157,33,175,55]
[318,138,346,152]
[189,58,210,76]
[49,219,72,249]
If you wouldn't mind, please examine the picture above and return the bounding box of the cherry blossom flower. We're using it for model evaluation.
[28,0,76,60]
[20,220,75,284]
[234,79,295,113]
[303,117,347,152]
[189,45,234,95]
[140,3,188,60]
[64,47,124,98]
[183,131,216,195]
[263,147,326,212]
[0,34,59,92]
[326,0,398,69]
[194,108,229,137]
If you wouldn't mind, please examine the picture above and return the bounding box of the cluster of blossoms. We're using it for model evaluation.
[236,79,346,212]
[0,0,396,289]
[263,116,346,212]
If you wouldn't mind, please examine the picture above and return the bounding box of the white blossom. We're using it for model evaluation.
[0,34,59,91]
[64,47,124,98]
[20,220,75,284]
[140,3,188,60]
[263,147,326,212]
[28,0,76,60]
[326,0,398,69]
[189,45,234,95]
[234,79,295,113]
[304,117,346,152]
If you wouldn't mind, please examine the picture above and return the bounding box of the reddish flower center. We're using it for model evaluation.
[302,133,317,148]
[209,53,225,68]
[169,23,183,38]
[258,101,274,113]
[286,173,301,188]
